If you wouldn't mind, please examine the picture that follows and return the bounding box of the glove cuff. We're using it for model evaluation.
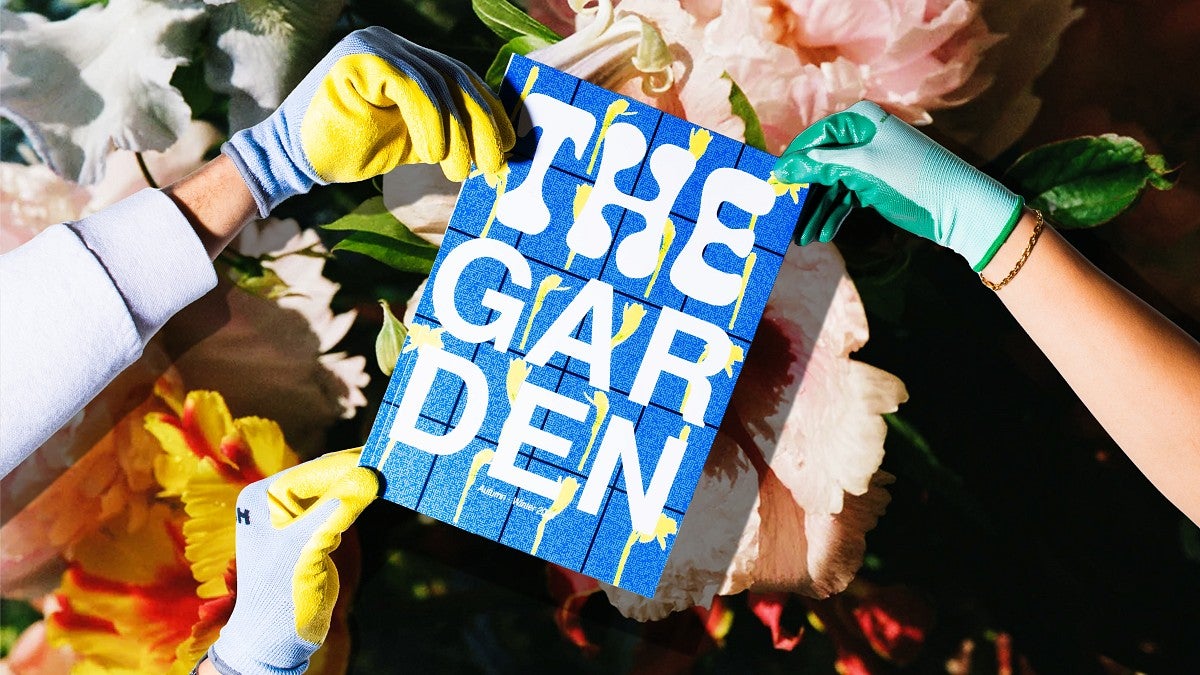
[207,638,315,675]
[222,120,317,218]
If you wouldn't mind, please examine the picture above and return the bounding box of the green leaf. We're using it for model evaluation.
[485,35,556,90]
[725,75,767,152]
[471,0,562,43]
[322,197,438,250]
[1003,134,1178,229]
[333,232,437,274]
[884,413,988,525]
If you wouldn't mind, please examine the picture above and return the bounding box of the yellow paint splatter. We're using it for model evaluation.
[506,358,532,402]
[723,344,745,377]
[531,477,580,555]
[767,173,807,204]
[565,183,593,270]
[521,67,539,100]
[727,251,756,331]
[643,218,675,297]
[611,302,646,348]
[613,512,678,587]
[477,163,510,239]
[454,448,495,524]
[577,391,610,471]
[688,128,712,160]
[520,274,569,350]
[586,100,634,176]
[403,323,444,353]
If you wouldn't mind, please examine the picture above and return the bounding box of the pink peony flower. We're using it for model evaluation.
[692,0,1003,152]
[597,243,906,620]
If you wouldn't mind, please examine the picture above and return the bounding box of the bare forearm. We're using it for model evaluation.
[162,154,258,259]
[983,211,1200,523]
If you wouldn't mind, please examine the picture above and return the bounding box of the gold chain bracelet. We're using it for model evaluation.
[980,208,1045,291]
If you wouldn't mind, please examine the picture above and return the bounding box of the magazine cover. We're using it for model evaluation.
[361,54,808,597]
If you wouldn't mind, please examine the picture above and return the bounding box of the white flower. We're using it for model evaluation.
[382,164,461,248]
[203,0,346,130]
[0,0,206,184]
[529,0,745,140]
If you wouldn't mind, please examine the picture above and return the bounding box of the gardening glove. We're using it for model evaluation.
[223,26,515,217]
[206,449,379,675]
[774,100,1023,272]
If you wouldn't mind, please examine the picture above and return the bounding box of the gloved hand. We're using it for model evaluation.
[206,449,379,675]
[223,26,516,217]
[773,100,1023,272]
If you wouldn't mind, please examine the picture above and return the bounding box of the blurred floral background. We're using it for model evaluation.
[1,0,1197,673]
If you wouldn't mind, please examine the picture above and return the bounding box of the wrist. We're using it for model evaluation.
[979,208,1042,285]
[221,121,315,218]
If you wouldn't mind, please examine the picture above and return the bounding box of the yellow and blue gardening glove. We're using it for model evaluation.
[206,449,379,675]
[774,101,1023,272]
[223,26,515,217]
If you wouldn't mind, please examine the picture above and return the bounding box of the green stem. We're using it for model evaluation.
[135,152,158,189]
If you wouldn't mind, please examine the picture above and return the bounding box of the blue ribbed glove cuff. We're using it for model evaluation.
[222,120,316,219]
[208,623,318,675]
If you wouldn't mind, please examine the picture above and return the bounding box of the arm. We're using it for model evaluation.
[775,101,1200,525]
[983,212,1200,523]
[2,26,512,477]
[0,156,254,476]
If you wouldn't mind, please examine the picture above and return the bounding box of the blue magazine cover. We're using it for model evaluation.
[361,54,809,598]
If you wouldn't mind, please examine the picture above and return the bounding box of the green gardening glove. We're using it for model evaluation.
[206,449,379,675]
[773,101,1023,272]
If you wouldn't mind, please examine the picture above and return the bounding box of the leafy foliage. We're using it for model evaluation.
[726,76,767,152]
[1004,134,1178,229]
[323,197,439,274]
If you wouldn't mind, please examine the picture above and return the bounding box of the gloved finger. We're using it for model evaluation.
[289,465,379,644]
[434,63,512,180]
[456,63,517,170]
[816,186,858,243]
[796,183,855,245]
[780,101,882,155]
[300,55,448,182]
[266,448,369,525]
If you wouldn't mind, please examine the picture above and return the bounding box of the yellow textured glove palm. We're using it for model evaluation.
[301,53,511,184]
[223,27,515,217]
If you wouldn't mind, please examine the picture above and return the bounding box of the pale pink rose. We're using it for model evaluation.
[691,0,1003,152]
[528,0,745,141]
[598,243,906,620]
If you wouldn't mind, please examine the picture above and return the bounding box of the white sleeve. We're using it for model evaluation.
[0,189,217,476]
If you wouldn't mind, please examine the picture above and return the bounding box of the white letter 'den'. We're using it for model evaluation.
[489,382,590,499]
[671,167,774,306]
[432,238,532,352]
[495,93,597,235]
[388,347,489,457]
[578,416,687,533]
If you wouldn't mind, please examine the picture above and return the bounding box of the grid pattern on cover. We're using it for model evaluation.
[361,55,806,598]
